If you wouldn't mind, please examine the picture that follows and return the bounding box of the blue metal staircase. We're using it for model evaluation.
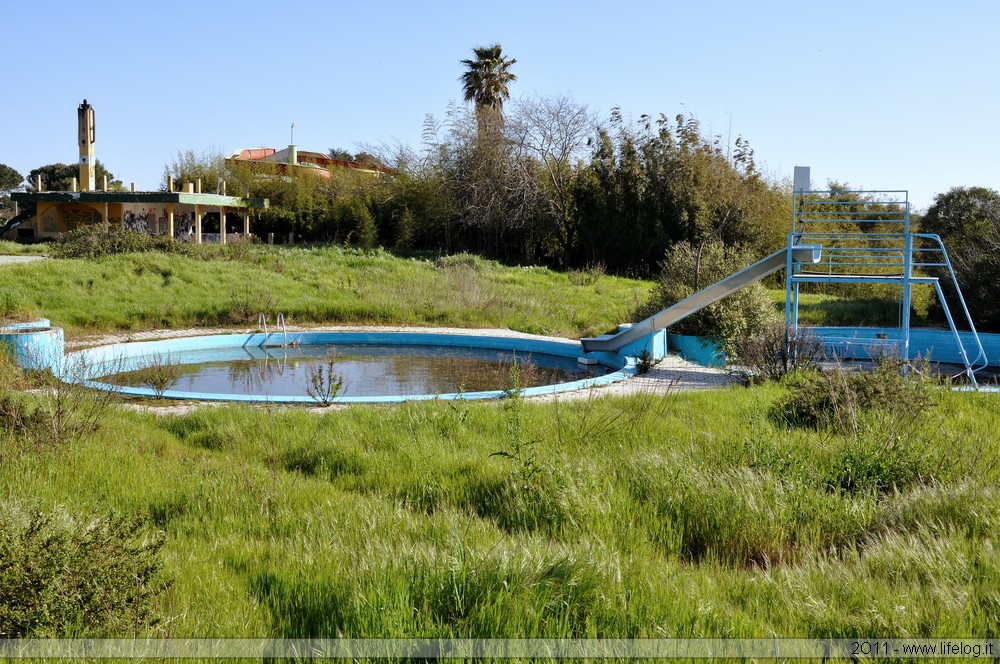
[786,186,987,385]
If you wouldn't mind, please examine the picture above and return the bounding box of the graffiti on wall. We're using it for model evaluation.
[174,212,194,240]
[62,208,101,230]
[41,213,58,234]
[123,209,153,233]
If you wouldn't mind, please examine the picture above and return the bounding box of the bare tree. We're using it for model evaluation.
[506,94,598,267]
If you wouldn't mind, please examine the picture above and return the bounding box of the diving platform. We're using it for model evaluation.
[580,168,987,386]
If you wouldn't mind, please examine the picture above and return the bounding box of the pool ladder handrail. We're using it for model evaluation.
[257,313,288,348]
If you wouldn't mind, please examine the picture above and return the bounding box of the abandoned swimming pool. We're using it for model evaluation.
[65,331,633,403]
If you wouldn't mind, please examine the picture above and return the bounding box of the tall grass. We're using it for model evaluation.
[2,245,998,641]
[0,246,649,337]
[1,377,998,639]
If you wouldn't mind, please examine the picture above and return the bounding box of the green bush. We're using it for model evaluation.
[637,241,778,355]
[0,506,168,637]
[831,428,934,496]
[773,359,936,434]
[53,225,196,259]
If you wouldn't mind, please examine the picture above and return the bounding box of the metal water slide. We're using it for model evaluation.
[580,245,823,354]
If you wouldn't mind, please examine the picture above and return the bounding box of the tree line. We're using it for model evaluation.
[157,44,791,282]
[4,44,998,331]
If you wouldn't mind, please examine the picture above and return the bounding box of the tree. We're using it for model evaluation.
[506,94,597,267]
[572,110,789,278]
[636,241,778,355]
[161,149,227,192]
[460,44,517,139]
[328,148,355,161]
[27,162,123,192]
[920,186,1000,242]
[921,186,1000,329]
[0,163,22,193]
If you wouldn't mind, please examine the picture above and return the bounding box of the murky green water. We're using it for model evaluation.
[106,344,609,398]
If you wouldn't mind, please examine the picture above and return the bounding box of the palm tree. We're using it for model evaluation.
[460,44,517,138]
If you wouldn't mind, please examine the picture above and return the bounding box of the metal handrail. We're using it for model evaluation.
[787,192,986,387]
[257,313,268,342]
[258,313,288,348]
[276,313,287,348]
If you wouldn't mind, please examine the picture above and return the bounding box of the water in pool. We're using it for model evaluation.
[105,344,610,398]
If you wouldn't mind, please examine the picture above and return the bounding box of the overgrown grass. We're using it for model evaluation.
[1,377,999,639]
[2,243,998,641]
[0,240,49,255]
[0,246,649,337]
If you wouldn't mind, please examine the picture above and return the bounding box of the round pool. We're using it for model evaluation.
[65,331,632,403]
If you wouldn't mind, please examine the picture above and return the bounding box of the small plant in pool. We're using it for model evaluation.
[304,358,345,405]
[135,352,183,399]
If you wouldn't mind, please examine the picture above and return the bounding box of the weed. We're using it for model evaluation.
[733,322,826,383]
[773,357,935,434]
[30,354,123,447]
[304,359,345,406]
[434,253,485,271]
[228,282,278,324]
[223,239,254,264]
[635,349,654,375]
[134,352,182,398]
[480,359,568,532]
[567,262,605,286]
[828,414,939,495]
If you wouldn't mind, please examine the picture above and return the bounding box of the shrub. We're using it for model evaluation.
[53,225,195,259]
[733,322,826,383]
[0,506,168,637]
[134,353,183,398]
[831,426,934,495]
[434,252,486,271]
[636,241,778,355]
[30,354,123,447]
[303,359,345,406]
[773,358,936,434]
[228,282,278,324]
[567,263,605,286]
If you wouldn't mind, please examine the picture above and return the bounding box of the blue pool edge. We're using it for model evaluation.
[65,331,635,404]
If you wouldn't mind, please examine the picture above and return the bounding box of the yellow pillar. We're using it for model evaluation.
[167,204,174,238]
[104,203,109,233]
[77,100,96,191]
[219,206,226,245]
[243,209,250,238]
[195,205,202,244]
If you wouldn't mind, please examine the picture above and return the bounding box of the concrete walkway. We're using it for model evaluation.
[0,255,46,265]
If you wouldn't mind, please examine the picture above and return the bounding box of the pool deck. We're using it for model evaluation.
[64,326,739,410]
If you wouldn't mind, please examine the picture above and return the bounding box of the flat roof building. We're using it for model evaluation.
[4,100,267,244]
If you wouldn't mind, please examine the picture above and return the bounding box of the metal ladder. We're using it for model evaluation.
[257,313,288,348]
[786,187,986,386]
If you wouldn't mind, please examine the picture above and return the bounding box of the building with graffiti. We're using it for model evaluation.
[3,100,268,244]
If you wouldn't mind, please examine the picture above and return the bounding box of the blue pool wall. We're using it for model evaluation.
[66,331,634,403]
[1,319,63,372]
[668,334,727,368]
[671,327,999,369]
[810,327,999,366]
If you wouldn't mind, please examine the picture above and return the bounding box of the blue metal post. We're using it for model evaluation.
[901,195,912,365]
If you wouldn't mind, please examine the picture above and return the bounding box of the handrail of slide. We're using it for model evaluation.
[580,245,822,354]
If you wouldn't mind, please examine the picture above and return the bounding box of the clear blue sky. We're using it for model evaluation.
[2,0,997,211]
